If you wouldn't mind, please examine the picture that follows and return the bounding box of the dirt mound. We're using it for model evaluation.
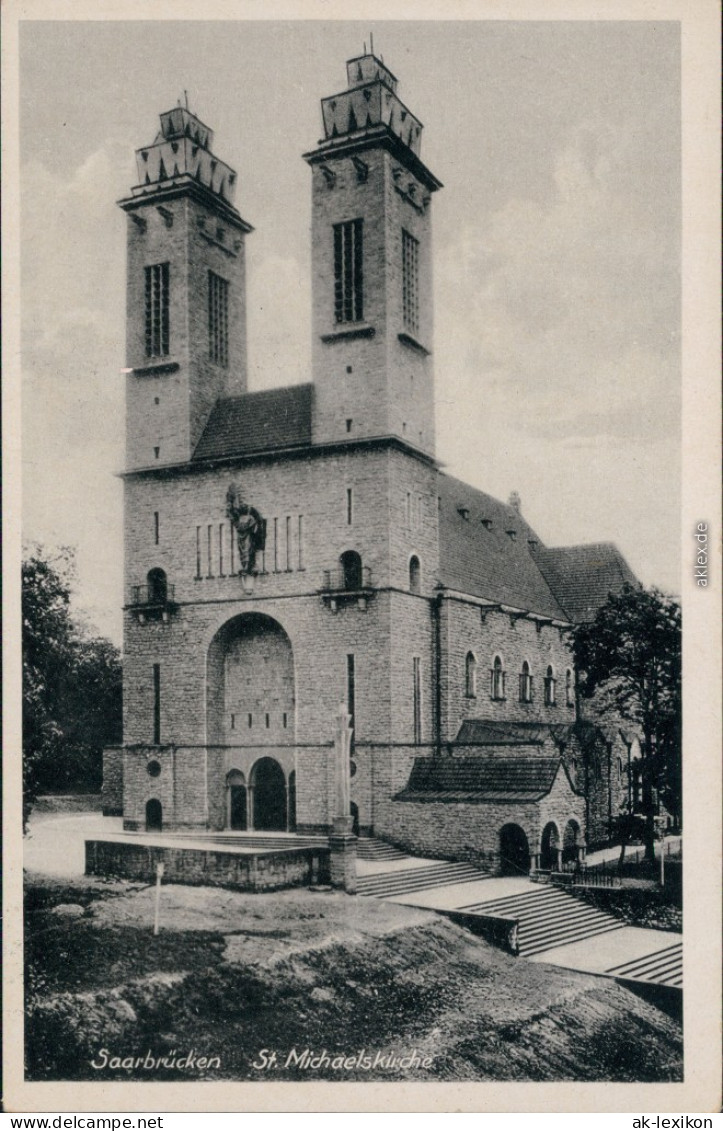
[25,872,683,1082]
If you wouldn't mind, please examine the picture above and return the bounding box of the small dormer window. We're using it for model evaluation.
[457,507,470,521]
[506,529,517,541]
[481,518,492,529]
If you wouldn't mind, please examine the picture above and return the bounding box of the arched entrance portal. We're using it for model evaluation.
[227,770,248,831]
[499,823,530,875]
[562,819,581,864]
[540,822,561,870]
[146,798,162,832]
[251,758,287,831]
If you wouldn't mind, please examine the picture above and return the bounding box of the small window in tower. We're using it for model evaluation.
[283,713,288,729]
[230,713,236,730]
[154,447,160,459]
[412,656,422,743]
[346,419,353,433]
[154,511,160,545]
[465,652,477,698]
[265,713,270,729]
[144,262,170,357]
[248,713,253,728]
[409,555,421,595]
[208,271,229,367]
[402,229,420,335]
[333,219,364,323]
[346,488,353,525]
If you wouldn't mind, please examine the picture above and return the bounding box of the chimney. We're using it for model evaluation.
[508,490,521,513]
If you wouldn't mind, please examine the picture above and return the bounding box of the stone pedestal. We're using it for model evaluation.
[330,815,357,893]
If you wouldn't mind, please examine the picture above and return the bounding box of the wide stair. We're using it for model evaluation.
[357,859,489,898]
[460,885,625,957]
[606,942,683,987]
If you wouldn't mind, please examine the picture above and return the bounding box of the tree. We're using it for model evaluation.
[22,546,122,827]
[572,584,681,862]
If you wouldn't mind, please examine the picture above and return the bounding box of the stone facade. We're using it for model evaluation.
[108,51,636,874]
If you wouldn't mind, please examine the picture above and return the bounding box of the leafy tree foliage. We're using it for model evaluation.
[573,584,681,860]
[22,547,122,826]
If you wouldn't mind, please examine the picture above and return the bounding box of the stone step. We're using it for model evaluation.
[606,943,683,986]
[520,920,625,956]
[358,862,487,898]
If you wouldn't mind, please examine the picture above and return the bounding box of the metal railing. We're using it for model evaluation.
[130,583,176,606]
[321,566,373,592]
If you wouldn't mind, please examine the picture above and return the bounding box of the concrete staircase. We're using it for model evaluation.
[459,885,625,956]
[357,859,489,898]
[606,942,683,987]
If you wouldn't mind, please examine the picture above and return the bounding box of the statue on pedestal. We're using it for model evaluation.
[226,483,266,575]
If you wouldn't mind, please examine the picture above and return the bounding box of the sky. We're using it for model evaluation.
[19,19,681,645]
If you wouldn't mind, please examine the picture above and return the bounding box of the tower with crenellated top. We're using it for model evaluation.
[119,103,253,470]
[304,52,442,457]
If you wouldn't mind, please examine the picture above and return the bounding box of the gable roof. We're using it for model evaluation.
[535,543,639,623]
[436,474,567,620]
[394,754,573,803]
[193,384,313,461]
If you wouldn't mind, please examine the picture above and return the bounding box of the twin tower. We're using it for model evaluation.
[119,52,442,471]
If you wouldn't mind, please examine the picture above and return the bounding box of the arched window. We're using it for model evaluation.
[409,555,421,595]
[465,652,477,698]
[340,550,363,591]
[490,656,505,701]
[565,668,574,707]
[544,665,556,706]
[147,567,167,604]
[519,661,533,703]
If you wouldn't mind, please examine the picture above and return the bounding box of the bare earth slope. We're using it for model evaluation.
[25,873,683,1082]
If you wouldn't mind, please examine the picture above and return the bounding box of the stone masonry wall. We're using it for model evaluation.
[440,598,576,741]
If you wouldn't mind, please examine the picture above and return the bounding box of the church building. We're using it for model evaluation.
[103,50,639,875]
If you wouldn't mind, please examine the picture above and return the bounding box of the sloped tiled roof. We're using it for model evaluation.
[436,474,567,620]
[193,384,313,461]
[535,543,639,624]
[455,720,577,746]
[394,754,568,803]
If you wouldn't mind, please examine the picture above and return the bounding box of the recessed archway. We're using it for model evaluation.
[499,823,530,875]
[562,819,581,864]
[145,798,163,832]
[250,757,287,831]
[227,769,248,831]
[540,821,561,870]
[206,613,295,746]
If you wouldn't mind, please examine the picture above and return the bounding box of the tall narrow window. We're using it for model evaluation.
[154,511,160,545]
[152,663,161,744]
[206,524,214,578]
[413,656,422,743]
[195,526,202,579]
[333,218,364,323]
[218,523,225,576]
[465,652,477,698]
[409,555,421,595]
[346,488,353,525]
[519,661,533,703]
[229,524,235,574]
[273,518,279,571]
[565,669,574,707]
[347,653,356,733]
[490,656,506,701]
[208,271,229,367]
[544,665,557,706]
[285,516,292,571]
[402,229,419,335]
[298,515,305,569]
[144,263,170,357]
